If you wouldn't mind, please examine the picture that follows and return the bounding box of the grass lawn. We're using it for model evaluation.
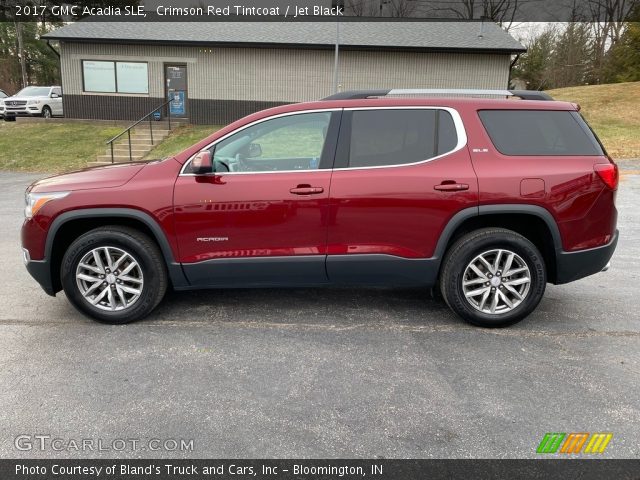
[144,124,221,160]
[548,82,640,159]
[0,122,123,173]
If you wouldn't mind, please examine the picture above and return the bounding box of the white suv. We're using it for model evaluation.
[1,86,63,120]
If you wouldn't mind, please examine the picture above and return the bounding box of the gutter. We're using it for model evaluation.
[40,36,527,54]
[46,40,60,58]
[508,53,521,88]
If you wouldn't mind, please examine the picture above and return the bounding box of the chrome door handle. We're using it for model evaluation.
[290,186,324,195]
[434,183,469,192]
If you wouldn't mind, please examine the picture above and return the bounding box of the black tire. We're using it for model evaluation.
[42,106,52,118]
[439,228,546,328]
[61,226,167,324]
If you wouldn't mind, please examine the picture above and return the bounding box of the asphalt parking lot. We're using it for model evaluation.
[0,165,638,459]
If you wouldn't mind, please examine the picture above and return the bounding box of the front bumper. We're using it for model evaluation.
[555,230,618,284]
[23,249,56,296]
[3,106,42,118]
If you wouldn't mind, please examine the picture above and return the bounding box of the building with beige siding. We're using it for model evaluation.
[43,21,525,124]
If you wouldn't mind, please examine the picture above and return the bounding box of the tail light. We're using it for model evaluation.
[594,162,618,190]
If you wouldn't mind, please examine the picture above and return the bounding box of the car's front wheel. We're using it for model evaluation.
[41,106,52,118]
[439,228,546,327]
[61,226,168,324]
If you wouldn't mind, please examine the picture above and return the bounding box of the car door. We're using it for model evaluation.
[173,109,341,287]
[51,87,63,116]
[326,107,478,285]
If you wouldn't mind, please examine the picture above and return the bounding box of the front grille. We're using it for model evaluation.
[5,100,27,106]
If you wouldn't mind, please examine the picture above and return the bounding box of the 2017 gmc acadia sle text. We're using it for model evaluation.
[21,90,619,327]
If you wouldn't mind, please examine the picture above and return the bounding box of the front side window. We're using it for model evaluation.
[478,110,604,156]
[82,60,149,94]
[344,109,459,168]
[207,112,332,173]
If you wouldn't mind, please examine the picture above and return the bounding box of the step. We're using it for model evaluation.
[113,139,158,146]
[107,140,154,150]
[107,149,152,156]
[128,134,169,141]
[132,128,170,136]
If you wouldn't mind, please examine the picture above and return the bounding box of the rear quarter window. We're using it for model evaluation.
[478,110,603,156]
[344,109,459,168]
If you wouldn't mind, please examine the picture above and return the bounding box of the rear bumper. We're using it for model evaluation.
[555,230,618,284]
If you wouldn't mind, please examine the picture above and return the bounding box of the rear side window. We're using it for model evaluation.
[344,109,458,168]
[478,110,603,156]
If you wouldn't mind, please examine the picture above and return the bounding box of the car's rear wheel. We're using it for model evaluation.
[440,228,546,327]
[61,226,167,324]
[42,106,52,118]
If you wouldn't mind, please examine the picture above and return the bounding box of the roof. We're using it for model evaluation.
[43,21,526,53]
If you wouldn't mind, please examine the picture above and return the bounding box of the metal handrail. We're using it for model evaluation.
[106,98,174,163]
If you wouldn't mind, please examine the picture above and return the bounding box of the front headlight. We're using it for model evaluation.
[27,99,41,105]
[24,191,70,218]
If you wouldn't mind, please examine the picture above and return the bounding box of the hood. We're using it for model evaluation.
[29,162,146,193]
[3,95,48,102]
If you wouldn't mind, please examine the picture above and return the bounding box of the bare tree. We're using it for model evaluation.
[587,0,638,83]
[343,0,382,16]
[14,21,27,88]
[383,0,420,17]
[426,0,520,30]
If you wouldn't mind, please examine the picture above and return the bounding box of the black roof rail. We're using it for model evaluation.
[322,89,554,101]
[509,90,554,100]
[322,89,391,100]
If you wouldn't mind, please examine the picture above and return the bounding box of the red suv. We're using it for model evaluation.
[21,89,618,327]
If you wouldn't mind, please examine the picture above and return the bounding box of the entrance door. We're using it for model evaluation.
[165,65,187,118]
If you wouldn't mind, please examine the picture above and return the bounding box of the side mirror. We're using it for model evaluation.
[247,143,262,158]
[191,150,212,174]
[51,93,60,98]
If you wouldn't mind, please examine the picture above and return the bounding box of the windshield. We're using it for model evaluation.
[0,91,7,98]
[15,87,51,97]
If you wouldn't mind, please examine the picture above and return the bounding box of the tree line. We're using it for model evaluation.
[513,9,640,89]
[1,0,639,94]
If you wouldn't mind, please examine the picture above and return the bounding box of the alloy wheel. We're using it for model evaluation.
[75,246,144,311]
[461,249,531,315]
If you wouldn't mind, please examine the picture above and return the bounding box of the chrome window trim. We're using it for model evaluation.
[179,106,467,176]
[179,108,339,176]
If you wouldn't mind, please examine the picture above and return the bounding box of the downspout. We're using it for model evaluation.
[508,53,521,89]
[46,40,60,59]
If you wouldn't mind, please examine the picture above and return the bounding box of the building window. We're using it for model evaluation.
[82,60,149,94]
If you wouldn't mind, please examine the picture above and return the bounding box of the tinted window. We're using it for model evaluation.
[479,110,603,156]
[208,112,332,173]
[347,109,458,168]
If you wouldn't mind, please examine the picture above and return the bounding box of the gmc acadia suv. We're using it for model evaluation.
[21,89,618,327]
